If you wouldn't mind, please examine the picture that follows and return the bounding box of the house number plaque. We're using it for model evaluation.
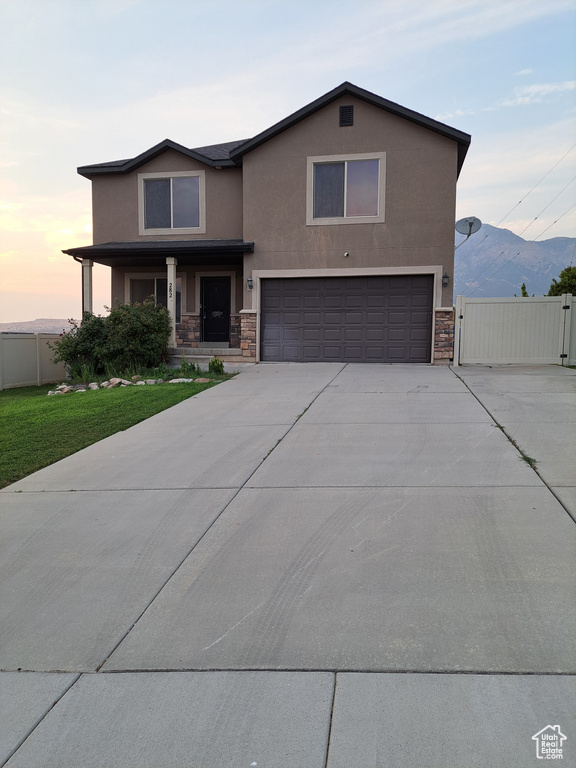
[168,282,173,299]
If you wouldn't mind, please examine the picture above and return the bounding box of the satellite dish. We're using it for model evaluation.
[455,217,482,236]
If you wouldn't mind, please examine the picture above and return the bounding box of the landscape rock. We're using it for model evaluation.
[88,383,99,390]
[100,381,110,388]
[135,380,146,385]
[168,378,195,383]
[194,378,211,383]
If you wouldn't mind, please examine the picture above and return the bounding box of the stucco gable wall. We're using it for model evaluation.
[242,96,458,305]
[91,149,243,244]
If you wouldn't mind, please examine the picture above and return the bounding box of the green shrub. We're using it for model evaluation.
[179,360,199,377]
[50,300,172,378]
[50,312,108,378]
[104,299,171,372]
[208,356,225,375]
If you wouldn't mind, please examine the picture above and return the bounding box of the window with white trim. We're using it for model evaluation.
[306,152,386,226]
[138,171,206,235]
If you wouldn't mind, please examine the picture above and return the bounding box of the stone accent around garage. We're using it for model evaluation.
[434,309,454,363]
[240,311,257,359]
[230,314,241,349]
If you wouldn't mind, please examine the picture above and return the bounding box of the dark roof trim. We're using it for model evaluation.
[229,81,471,174]
[77,139,239,178]
[77,82,471,179]
[62,240,254,257]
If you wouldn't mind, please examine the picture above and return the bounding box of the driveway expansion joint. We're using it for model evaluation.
[450,366,576,524]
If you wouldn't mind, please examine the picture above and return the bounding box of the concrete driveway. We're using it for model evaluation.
[1,363,575,767]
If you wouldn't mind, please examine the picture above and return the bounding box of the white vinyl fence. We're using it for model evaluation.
[0,334,67,389]
[454,294,574,366]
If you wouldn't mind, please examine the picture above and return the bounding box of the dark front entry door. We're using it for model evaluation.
[201,276,231,343]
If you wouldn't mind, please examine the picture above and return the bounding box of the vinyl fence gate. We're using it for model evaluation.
[454,294,574,366]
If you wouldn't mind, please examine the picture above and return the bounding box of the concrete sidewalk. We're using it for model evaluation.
[1,363,575,767]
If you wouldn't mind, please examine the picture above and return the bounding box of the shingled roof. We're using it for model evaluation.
[77,82,471,179]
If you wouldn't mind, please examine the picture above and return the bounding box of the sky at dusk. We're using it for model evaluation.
[1,0,575,322]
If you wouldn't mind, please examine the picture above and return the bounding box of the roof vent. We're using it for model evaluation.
[339,105,354,126]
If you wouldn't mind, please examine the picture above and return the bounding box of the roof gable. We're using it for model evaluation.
[77,82,471,179]
[229,82,470,174]
[77,138,241,178]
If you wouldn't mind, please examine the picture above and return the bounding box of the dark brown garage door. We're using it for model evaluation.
[261,275,433,362]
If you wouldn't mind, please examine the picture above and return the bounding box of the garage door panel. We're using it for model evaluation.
[261,276,433,362]
[389,312,409,324]
[388,329,408,341]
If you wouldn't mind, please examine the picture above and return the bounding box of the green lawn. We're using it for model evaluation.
[0,381,221,489]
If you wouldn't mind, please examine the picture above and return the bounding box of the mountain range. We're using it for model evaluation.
[0,319,70,334]
[454,224,575,299]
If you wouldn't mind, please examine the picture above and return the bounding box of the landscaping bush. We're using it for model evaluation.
[104,300,172,372]
[51,300,172,378]
[50,312,109,378]
[208,356,225,375]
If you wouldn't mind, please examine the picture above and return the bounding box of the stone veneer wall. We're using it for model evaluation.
[176,314,242,349]
[176,315,200,347]
[434,309,454,362]
[230,315,241,349]
[240,312,257,359]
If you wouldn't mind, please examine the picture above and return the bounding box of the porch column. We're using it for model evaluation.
[166,257,177,347]
[81,259,93,315]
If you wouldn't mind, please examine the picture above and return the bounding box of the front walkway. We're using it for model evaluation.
[1,364,574,767]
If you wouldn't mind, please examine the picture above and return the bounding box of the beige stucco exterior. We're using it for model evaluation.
[68,83,468,362]
[92,150,243,244]
[242,96,457,308]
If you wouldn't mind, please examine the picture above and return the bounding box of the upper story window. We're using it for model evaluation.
[138,171,206,235]
[306,152,386,226]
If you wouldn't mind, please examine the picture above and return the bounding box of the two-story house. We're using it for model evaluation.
[63,82,470,364]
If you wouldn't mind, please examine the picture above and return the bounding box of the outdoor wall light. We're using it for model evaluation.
[247,276,253,290]
[442,272,450,288]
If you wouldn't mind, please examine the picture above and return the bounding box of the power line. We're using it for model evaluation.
[460,175,576,286]
[465,202,576,297]
[454,141,576,269]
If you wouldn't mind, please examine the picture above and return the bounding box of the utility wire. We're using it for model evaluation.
[461,175,576,286]
[454,141,576,269]
[466,202,576,297]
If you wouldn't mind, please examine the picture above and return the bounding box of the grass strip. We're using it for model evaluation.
[0,382,218,489]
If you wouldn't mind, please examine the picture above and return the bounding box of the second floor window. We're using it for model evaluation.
[139,171,206,234]
[306,152,386,226]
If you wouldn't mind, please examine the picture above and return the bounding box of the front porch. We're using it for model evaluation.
[62,239,257,361]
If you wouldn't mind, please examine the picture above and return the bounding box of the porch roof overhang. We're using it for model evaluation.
[62,239,254,268]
